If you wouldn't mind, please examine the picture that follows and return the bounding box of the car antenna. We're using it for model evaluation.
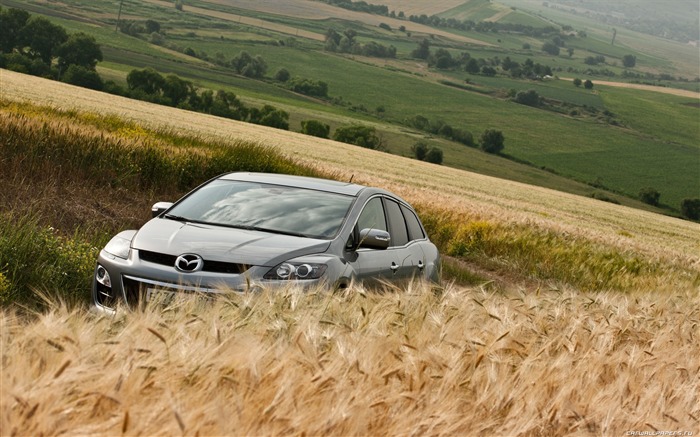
[349,174,354,183]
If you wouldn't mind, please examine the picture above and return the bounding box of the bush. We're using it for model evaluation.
[0,215,98,307]
[61,64,104,90]
[288,77,328,97]
[480,129,505,154]
[639,187,660,206]
[680,198,700,220]
[301,120,330,138]
[412,141,428,160]
[274,68,291,82]
[542,41,560,56]
[424,147,443,164]
[513,89,541,107]
[333,125,383,149]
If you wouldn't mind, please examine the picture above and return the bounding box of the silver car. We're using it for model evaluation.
[92,172,440,311]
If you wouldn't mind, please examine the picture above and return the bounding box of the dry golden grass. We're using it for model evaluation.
[2,283,699,435]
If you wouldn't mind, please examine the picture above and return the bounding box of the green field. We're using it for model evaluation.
[3,0,698,213]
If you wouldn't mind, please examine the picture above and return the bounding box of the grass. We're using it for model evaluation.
[2,284,698,434]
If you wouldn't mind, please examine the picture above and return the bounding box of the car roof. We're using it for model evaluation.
[219,172,368,196]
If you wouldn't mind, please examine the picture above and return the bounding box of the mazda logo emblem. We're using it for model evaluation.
[175,254,203,272]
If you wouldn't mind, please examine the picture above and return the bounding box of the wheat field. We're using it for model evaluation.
[2,284,699,435]
[2,69,700,434]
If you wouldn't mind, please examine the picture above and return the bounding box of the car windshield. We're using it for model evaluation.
[165,179,355,239]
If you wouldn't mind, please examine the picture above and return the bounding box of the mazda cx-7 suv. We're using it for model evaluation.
[93,172,440,312]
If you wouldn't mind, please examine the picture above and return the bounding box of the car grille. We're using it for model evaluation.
[121,275,223,309]
[138,250,249,274]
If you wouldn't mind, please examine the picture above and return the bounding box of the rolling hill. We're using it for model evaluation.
[1,0,698,213]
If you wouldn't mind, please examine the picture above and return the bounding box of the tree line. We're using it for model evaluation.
[324,28,396,58]
[0,7,103,89]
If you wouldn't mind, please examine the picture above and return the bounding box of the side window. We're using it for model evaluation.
[356,197,387,232]
[401,205,425,241]
[385,199,409,247]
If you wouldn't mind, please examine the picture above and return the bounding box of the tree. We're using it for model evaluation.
[639,187,660,206]
[56,32,103,71]
[680,198,700,220]
[541,41,560,56]
[162,74,193,107]
[424,147,443,164]
[514,89,541,107]
[481,66,496,76]
[19,15,68,64]
[573,78,582,87]
[0,7,30,53]
[288,77,328,98]
[301,120,330,138]
[411,39,430,60]
[126,67,165,95]
[145,19,161,34]
[231,51,267,78]
[333,125,383,149]
[465,58,480,74]
[622,54,636,68]
[432,48,454,69]
[584,79,594,89]
[480,129,504,154]
[567,47,574,57]
[412,141,428,160]
[274,68,290,82]
[251,105,289,130]
[61,64,104,90]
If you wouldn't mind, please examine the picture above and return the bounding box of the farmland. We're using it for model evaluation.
[2,0,698,211]
[1,78,698,432]
[1,0,699,432]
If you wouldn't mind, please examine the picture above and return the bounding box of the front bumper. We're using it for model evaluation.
[91,249,329,313]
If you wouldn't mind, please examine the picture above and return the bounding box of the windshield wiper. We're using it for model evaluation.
[163,214,192,222]
[248,226,311,238]
[218,223,310,238]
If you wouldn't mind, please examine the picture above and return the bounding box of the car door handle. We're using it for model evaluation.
[418,260,424,270]
[390,262,399,273]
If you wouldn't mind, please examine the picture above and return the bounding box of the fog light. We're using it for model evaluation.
[96,265,112,288]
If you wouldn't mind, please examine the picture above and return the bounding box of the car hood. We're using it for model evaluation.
[132,218,332,267]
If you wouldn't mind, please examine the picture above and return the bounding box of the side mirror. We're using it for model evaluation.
[358,228,390,250]
[151,201,173,218]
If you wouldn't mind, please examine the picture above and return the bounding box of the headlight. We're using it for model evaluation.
[95,265,112,287]
[263,263,327,280]
[103,235,132,259]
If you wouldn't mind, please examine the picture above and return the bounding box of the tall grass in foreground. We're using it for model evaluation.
[2,284,698,435]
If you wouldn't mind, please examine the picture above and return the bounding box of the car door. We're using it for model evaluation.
[383,198,425,281]
[349,196,402,286]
